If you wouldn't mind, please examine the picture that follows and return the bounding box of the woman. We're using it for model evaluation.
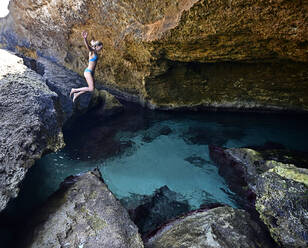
[70,31,103,102]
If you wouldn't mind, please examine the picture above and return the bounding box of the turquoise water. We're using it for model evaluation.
[2,107,308,246]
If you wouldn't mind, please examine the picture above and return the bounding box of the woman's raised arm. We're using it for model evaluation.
[82,31,93,52]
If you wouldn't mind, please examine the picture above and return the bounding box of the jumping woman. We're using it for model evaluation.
[70,31,103,102]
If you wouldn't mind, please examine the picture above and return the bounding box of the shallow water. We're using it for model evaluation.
[2,106,308,246]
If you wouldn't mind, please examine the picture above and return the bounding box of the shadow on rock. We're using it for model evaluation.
[120,186,190,235]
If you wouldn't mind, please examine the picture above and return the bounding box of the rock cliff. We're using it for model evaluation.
[1,0,308,110]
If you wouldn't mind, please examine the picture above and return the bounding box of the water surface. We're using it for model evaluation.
[2,106,308,246]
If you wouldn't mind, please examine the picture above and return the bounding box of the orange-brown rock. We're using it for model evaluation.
[1,0,308,111]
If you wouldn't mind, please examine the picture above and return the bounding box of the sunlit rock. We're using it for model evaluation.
[145,206,275,248]
[1,0,307,110]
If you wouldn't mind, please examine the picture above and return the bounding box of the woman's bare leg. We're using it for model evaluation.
[71,72,94,102]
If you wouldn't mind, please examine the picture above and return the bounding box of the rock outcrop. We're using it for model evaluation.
[25,169,144,248]
[1,0,307,111]
[145,206,275,248]
[0,49,64,212]
[0,48,124,212]
[209,146,308,248]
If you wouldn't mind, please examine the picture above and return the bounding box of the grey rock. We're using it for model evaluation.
[145,206,274,248]
[0,49,64,212]
[210,146,308,248]
[38,57,124,123]
[255,164,308,248]
[26,169,144,248]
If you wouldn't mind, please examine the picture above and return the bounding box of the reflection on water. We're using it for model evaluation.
[1,105,308,246]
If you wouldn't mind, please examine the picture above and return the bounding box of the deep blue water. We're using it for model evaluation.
[1,106,308,246]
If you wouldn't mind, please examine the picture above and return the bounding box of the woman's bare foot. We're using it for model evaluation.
[72,92,78,102]
[72,91,85,102]
[70,88,76,98]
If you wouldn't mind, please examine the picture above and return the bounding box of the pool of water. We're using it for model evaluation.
[2,106,308,246]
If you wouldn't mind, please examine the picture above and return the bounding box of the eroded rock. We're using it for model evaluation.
[256,163,308,248]
[1,0,308,111]
[145,206,275,248]
[25,169,144,248]
[0,49,64,212]
[209,146,308,247]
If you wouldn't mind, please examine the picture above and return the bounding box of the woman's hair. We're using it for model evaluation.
[91,40,103,47]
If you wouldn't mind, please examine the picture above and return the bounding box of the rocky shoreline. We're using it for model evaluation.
[1,48,307,247]
[209,146,308,248]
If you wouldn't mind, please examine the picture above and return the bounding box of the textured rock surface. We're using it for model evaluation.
[37,56,124,122]
[25,169,144,248]
[121,185,190,235]
[0,49,64,212]
[145,206,275,248]
[256,164,308,248]
[1,0,308,110]
[209,146,308,248]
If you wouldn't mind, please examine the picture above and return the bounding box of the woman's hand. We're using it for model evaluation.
[82,31,88,39]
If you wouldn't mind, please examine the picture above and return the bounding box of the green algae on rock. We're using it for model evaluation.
[256,169,308,248]
[145,206,275,248]
[209,146,308,248]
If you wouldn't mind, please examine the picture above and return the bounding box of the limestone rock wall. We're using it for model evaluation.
[1,0,308,110]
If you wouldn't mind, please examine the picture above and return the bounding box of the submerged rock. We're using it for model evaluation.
[145,206,275,248]
[0,49,64,212]
[121,185,190,235]
[209,146,308,248]
[142,125,172,143]
[184,155,208,168]
[25,169,144,248]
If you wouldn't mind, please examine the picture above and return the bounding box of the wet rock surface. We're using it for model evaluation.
[24,169,144,248]
[209,145,308,248]
[0,49,64,212]
[145,206,276,248]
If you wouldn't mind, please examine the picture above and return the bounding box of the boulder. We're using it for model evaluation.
[0,49,64,212]
[256,163,308,248]
[25,169,144,248]
[145,206,275,248]
[209,146,308,248]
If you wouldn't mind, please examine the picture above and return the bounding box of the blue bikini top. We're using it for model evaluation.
[89,53,98,62]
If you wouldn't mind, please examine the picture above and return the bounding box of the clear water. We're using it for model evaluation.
[2,107,308,246]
